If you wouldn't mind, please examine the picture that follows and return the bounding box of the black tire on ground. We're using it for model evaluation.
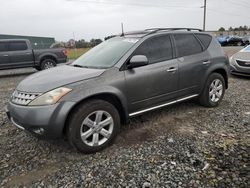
[67,99,121,153]
[199,73,226,107]
[34,66,42,71]
[236,41,243,46]
[40,59,56,70]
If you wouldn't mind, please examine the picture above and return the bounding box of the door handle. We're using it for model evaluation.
[167,67,178,72]
[3,54,9,57]
[26,53,31,55]
[202,60,211,65]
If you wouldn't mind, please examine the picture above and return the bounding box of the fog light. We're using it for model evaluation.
[33,128,45,135]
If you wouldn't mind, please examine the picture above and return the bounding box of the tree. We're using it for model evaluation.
[218,27,225,32]
[228,27,233,31]
[243,25,248,31]
[90,39,103,47]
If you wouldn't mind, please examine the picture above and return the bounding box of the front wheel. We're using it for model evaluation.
[67,100,120,153]
[199,73,226,107]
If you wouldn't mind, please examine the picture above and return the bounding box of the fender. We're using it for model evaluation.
[199,62,229,93]
[35,53,58,66]
[63,85,129,120]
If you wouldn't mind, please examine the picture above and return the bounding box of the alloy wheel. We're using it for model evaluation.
[44,61,55,69]
[209,79,223,103]
[80,110,114,147]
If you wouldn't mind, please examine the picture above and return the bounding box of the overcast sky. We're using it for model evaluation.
[0,0,249,41]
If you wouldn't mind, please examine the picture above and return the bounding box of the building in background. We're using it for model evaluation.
[0,34,55,49]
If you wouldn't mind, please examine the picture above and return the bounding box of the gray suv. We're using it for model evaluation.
[6,28,229,153]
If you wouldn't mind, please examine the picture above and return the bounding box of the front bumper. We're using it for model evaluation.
[230,65,250,77]
[6,101,76,138]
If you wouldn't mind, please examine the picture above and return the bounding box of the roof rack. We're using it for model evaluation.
[120,28,203,37]
[144,28,203,36]
[146,28,203,31]
[120,30,152,37]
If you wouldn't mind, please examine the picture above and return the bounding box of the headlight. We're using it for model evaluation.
[28,87,72,106]
[229,56,235,65]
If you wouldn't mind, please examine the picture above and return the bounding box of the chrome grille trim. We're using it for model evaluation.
[11,90,41,106]
[236,59,250,68]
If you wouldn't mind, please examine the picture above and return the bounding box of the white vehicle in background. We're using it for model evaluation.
[230,45,250,77]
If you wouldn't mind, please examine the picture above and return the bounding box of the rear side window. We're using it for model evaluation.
[173,34,203,57]
[0,42,8,52]
[9,41,28,51]
[195,34,212,49]
[133,35,173,64]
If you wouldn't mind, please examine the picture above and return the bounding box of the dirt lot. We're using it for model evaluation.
[0,47,249,187]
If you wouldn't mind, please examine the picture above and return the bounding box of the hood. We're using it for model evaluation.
[232,46,250,60]
[17,65,105,93]
[232,51,250,60]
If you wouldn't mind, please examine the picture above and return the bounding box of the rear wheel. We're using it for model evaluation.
[40,59,56,70]
[199,73,225,107]
[34,66,41,71]
[67,100,120,153]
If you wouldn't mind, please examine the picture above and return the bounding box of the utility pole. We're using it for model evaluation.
[73,32,77,59]
[203,0,207,31]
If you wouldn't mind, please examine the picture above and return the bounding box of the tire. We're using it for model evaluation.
[199,73,226,107]
[34,66,41,71]
[236,41,243,46]
[40,59,56,70]
[67,100,120,153]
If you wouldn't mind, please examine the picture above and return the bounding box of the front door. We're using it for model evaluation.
[124,34,179,114]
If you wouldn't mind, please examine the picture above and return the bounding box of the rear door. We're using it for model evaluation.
[8,41,34,67]
[172,33,212,96]
[125,34,179,113]
[0,41,10,69]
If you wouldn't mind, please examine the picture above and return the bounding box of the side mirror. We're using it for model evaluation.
[127,55,149,69]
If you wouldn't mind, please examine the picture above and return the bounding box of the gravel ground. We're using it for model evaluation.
[0,47,249,187]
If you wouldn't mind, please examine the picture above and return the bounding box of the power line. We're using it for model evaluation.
[68,0,250,23]
[222,0,250,9]
[207,8,250,19]
[67,0,201,9]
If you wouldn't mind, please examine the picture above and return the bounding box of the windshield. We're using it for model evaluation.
[72,37,138,69]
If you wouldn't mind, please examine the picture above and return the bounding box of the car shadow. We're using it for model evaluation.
[230,74,250,80]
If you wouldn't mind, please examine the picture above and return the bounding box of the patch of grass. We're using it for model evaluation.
[67,48,90,60]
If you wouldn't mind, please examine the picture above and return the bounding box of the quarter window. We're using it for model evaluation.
[133,35,173,64]
[9,41,28,51]
[173,34,203,57]
[195,34,212,50]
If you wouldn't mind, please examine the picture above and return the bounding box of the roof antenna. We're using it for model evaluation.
[121,22,124,36]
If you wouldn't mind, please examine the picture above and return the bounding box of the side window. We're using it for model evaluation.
[195,34,212,50]
[133,35,173,64]
[173,34,203,57]
[0,42,8,52]
[9,41,28,51]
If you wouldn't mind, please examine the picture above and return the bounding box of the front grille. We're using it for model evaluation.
[11,90,40,105]
[236,60,250,67]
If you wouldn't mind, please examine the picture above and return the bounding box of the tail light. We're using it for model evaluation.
[62,49,68,57]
